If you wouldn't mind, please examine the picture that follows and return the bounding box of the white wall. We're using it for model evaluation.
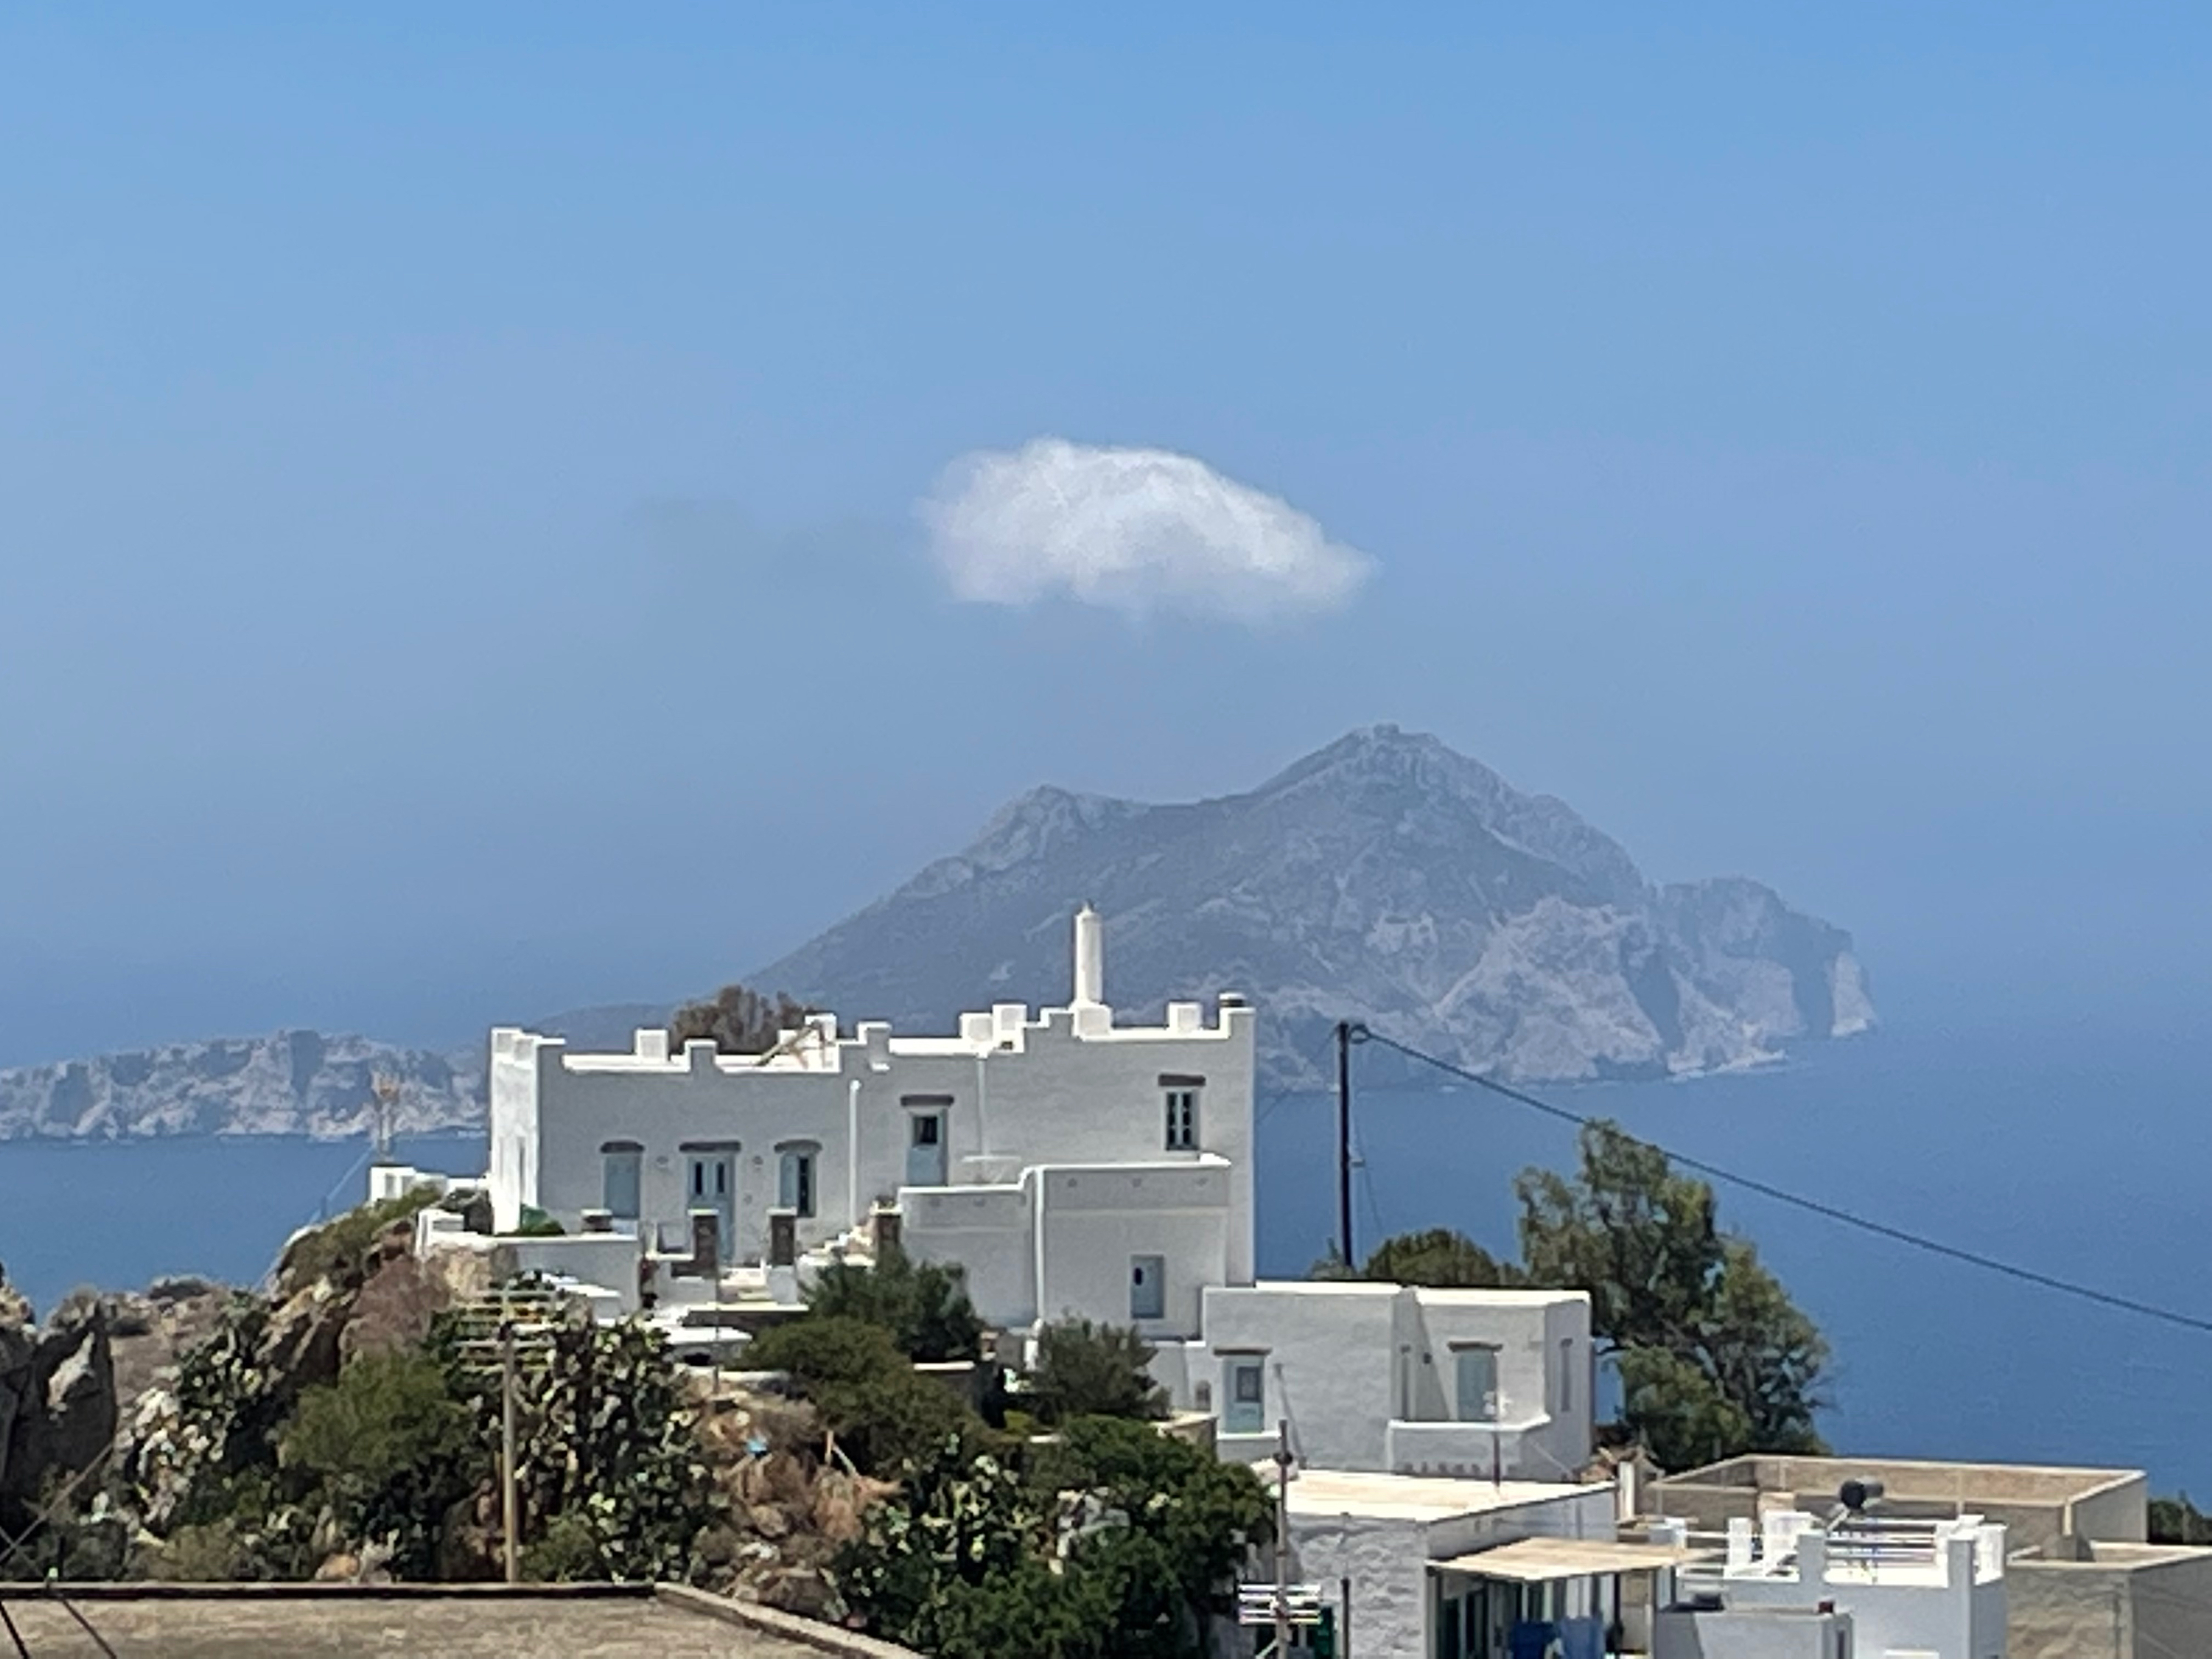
[1287,1487,1616,1659]
[901,1182,1035,1328]
[1169,1283,1593,1479]
[1193,1282,1404,1466]
[1032,1161,1231,1340]
[1286,1516,1432,1659]
[1718,1524,2006,1659]
[1653,1606,1852,1659]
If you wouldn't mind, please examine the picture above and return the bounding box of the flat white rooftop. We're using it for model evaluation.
[1221,1280,1582,1305]
[1282,1469,1599,1522]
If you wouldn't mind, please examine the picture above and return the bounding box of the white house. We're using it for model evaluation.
[486,906,1256,1341]
[1154,1281,1594,1485]
[1665,1508,2010,1659]
[1278,1471,1688,1659]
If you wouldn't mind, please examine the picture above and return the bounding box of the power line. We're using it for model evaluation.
[1355,1026,2212,1338]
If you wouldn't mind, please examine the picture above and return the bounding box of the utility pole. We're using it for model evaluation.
[1335,1020,1354,1271]
[500,1322,520,1585]
[1272,1419,1295,1659]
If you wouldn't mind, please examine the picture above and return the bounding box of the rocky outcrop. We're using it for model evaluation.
[0,1272,120,1532]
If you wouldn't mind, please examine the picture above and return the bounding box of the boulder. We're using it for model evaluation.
[340,1254,452,1363]
[0,1282,119,1530]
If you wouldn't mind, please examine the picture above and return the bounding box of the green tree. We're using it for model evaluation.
[2150,1492,2212,1545]
[1359,1227,1520,1289]
[744,1316,985,1476]
[280,1349,481,1580]
[1031,1417,1272,1659]
[1024,1319,1166,1426]
[1516,1121,1828,1470]
[804,1246,984,1363]
[837,1441,1107,1659]
[839,1415,1269,1659]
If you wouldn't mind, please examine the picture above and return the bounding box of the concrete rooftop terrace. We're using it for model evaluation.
[1283,1469,1599,1521]
[0,1583,912,1659]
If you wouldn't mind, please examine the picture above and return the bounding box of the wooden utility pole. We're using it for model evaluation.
[1335,1020,1355,1271]
[500,1323,520,1585]
[1272,1419,1295,1659]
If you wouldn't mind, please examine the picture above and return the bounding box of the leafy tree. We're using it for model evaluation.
[1024,1318,1166,1426]
[1516,1121,1829,1469]
[668,983,817,1056]
[744,1316,985,1476]
[840,1416,1268,1659]
[1359,1227,1520,1289]
[805,1246,984,1363]
[280,1348,481,1580]
[1031,1416,1272,1659]
[2151,1492,2212,1545]
[837,1441,1101,1659]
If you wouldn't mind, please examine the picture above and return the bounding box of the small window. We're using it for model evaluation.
[778,1150,816,1217]
[601,1145,641,1220]
[1164,1087,1199,1150]
[1130,1254,1166,1321]
[1223,1356,1266,1434]
[1559,1338,1574,1415]
[1454,1344,1499,1423]
[911,1114,941,1148]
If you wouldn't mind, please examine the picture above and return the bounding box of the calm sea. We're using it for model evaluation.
[2,1020,2205,1493]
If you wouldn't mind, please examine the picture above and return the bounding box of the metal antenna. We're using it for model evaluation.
[370,1070,401,1163]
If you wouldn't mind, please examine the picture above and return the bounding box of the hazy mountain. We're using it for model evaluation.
[755,725,1872,1086]
[0,726,1871,1136]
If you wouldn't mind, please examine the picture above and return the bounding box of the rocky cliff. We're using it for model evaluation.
[0,1031,479,1142]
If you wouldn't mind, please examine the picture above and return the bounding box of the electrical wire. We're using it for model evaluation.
[1355,1026,2212,1338]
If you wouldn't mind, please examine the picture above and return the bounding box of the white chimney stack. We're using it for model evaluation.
[1072,902,1105,1006]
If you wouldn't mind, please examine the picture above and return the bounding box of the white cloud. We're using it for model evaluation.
[918,438,1375,624]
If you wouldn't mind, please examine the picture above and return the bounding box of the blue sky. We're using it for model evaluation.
[1,5,2205,1063]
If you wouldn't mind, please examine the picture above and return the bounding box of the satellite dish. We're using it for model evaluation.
[1838,1477,1885,1514]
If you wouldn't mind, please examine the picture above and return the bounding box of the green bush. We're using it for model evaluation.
[1024,1318,1166,1426]
[281,1349,481,1581]
[840,1415,1269,1659]
[435,1312,721,1583]
[805,1248,983,1363]
[747,1316,985,1476]
[278,1189,438,1296]
[513,1206,566,1237]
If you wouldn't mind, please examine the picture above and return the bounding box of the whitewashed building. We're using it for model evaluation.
[1663,1508,2010,1659]
[486,907,1256,1340]
[1156,1281,1594,1484]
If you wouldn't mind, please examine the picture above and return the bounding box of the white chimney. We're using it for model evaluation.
[1072,903,1105,1006]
